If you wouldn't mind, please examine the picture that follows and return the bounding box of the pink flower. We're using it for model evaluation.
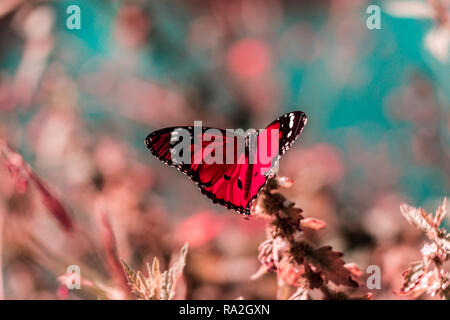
[277,258,304,287]
[420,242,439,261]
[57,285,69,300]
[175,211,226,248]
[227,39,271,79]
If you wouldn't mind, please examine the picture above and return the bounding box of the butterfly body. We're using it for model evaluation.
[145,111,307,215]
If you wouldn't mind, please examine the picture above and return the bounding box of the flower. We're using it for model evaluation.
[227,38,272,79]
[384,0,450,62]
[252,177,362,300]
[122,244,188,300]
[397,199,450,299]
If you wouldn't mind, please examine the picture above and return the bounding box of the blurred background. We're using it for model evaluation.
[0,0,449,299]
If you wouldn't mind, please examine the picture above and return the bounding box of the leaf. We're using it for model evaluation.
[257,238,276,271]
[397,261,427,295]
[443,285,450,300]
[151,257,161,299]
[288,286,309,300]
[434,198,447,227]
[277,176,294,188]
[122,261,146,300]
[304,246,358,288]
[442,236,450,252]
[171,242,188,279]
[122,243,188,300]
[57,272,118,300]
[1,140,75,233]
[344,263,363,278]
[400,203,437,238]
[165,242,188,299]
[250,265,268,280]
[97,208,131,297]
[300,217,326,230]
[28,172,75,233]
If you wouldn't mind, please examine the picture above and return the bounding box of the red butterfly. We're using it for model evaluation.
[145,111,307,215]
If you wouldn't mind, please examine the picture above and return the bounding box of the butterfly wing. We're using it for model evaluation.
[145,111,307,215]
[146,126,254,213]
[261,110,308,174]
[234,111,308,212]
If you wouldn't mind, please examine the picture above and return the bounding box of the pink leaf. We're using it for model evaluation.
[28,172,74,233]
[300,217,326,230]
[397,261,427,295]
[344,263,363,278]
[305,246,358,288]
[96,207,131,298]
[434,198,447,227]
[400,203,436,238]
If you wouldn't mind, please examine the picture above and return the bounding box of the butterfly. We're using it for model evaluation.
[145,111,307,215]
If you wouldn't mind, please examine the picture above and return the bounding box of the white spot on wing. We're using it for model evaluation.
[170,128,186,144]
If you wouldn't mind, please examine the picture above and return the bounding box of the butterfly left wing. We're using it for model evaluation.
[146,126,258,214]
